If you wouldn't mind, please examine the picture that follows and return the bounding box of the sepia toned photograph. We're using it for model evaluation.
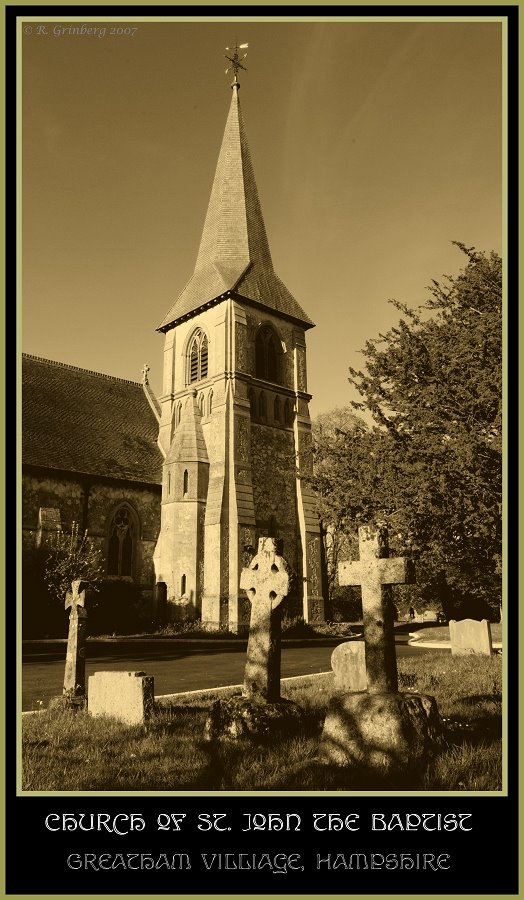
[20,15,504,801]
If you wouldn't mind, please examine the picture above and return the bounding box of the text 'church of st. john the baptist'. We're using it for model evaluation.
[22,61,326,633]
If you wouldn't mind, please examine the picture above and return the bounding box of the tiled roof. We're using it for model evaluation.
[158,85,314,332]
[22,355,163,485]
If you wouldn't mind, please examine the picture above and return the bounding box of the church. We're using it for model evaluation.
[22,59,325,633]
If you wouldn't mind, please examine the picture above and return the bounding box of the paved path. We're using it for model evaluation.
[22,638,431,711]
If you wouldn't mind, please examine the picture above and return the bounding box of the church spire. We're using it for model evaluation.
[157,51,313,333]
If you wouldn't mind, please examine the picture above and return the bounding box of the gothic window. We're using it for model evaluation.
[187,329,209,384]
[198,393,204,415]
[207,389,213,416]
[183,469,189,496]
[255,326,281,384]
[107,505,137,577]
[274,395,281,423]
[175,401,182,427]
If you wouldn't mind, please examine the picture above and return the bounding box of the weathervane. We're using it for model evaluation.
[225,42,248,84]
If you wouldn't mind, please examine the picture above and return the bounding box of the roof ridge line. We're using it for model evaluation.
[22,354,142,386]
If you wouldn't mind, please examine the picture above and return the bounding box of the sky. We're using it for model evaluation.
[22,17,502,417]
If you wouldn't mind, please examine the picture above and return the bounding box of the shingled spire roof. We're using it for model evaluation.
[157,82,314,332]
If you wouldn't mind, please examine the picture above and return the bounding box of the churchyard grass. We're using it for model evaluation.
[22,652,501,792]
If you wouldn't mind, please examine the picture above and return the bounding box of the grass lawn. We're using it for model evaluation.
[22,653,502,792]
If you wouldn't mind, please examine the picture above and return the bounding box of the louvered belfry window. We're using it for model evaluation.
[255,326,280,384]
[188,330,209,384]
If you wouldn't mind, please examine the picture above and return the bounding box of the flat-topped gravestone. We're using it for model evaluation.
[321,523,443,774]
[331,641,367,692]
[204,538,306,741]
[449,618,493,657]
[88,671,155,726]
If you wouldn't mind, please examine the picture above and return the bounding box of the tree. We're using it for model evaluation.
[313,244,502,620]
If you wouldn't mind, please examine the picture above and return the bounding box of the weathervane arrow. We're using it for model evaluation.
[225,42,249,83]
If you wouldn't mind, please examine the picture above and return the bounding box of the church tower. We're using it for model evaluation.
[153,56,324,631]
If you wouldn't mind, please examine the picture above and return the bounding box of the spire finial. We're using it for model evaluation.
[225,41,248,88]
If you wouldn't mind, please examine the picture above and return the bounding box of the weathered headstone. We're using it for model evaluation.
[48,579,89,711]
[331,641,367,692]
[449,618,493,657]
[35,507,61,548]
[320,524,442,774]
[88,671,155,725]
[63,579,88,699]
[204,538,305,740]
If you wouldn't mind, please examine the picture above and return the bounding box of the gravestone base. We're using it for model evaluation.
[204,695,307,743]
[48,692,87,712]
[320,691,443,774]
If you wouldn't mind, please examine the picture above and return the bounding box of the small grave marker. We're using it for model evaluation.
[449,618,493,657]
[331,641,367,692]
[88,671,155,725]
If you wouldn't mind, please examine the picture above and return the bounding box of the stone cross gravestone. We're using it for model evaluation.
[204,537,306,741]
[63,579,88,699]
[320,523,442,774]
[239,536,290,702]
[449,618,493,657]
[338,523,415,693]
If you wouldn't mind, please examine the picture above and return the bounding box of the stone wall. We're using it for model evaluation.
[22,469,161,588]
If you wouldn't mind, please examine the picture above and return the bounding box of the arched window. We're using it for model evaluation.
[207,389,213,416]
[259,392,267,421]
[187,329,209,384]
[255,326,281,384]
[175,401,182,428]
[198,393,204,415]
[274,396,281,423]
[181,574,186,595]
[107,504,137,577]
[183,469,189,496]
